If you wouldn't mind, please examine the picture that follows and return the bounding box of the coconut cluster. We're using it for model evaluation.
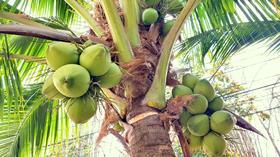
[138,0,182,36]
[173,74,236,156]
[42,42,123,124]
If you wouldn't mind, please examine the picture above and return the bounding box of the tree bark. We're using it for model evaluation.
[126,101,175,157]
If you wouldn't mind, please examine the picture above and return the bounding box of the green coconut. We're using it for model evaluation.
[144,0,160,6]
[208,96,224,111]
[187,114,210,136]
[186,94,208,114]
[142,8,159,25]
[203,132,226,157]
[53,64,90,98]
[162,20,175,36]
[194,79,215,101]
[188,134,203,152]
[79,44,111,76]
[166,0,184,14]
[65,95,97,124]
[172,85,193,98]
[42,74,65,100]
[182,73,199,89]
[45,42,79,70]
[179,110,192,128]
[96,63,123,88]
[210,111,235,134]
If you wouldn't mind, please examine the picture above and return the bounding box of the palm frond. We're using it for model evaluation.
[0,33,71,156]
[176,0,280,64]
[176,21,280,65]
[0,0,76,24]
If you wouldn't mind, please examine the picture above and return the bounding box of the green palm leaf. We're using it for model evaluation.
[176,0,280,64]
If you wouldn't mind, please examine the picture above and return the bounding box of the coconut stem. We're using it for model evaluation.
[64,0,104,37]
[100,0,134,63]
[123,0,141,47]
[102,88,128,119]
[143,0,200,108]
[0,12,53,30]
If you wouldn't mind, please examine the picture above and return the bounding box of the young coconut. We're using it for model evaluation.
[186,94,208,114]
[96,63,123,88]
[162,20,175,36]
[182,73,199,89]
[142,8,159,25]
[166,0,184,14]
[53,64,90,98]
[46,42,79,70]
[210,111,235,134]
[203,132,226,157]
[65,95,97,124]
[187,114,210,136]
[194,79,215,101]
[42,74,65,100]
[188,134,203,152]
[172,85,193,97]
[79,44,111,76]
[179,110,192,128]
[144,0,160,7]
[208,95,224,111]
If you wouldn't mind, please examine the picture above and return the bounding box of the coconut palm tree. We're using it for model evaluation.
[0,0,279,156]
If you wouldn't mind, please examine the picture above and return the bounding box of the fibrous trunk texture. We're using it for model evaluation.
[126,103,175,157]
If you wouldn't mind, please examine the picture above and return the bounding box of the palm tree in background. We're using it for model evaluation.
[0,0,279,156]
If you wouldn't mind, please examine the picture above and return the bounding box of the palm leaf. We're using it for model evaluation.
[176,0,280,64]
[0,0,75,24]
[176,21,280,64]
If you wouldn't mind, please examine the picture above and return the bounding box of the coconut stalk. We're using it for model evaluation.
[0,24,82,43]
[100,0,134,63]
[143,0,200,109]
[0,12,53,30]
[102,88,128,119]
[123,0,141,47]
[64,0,103,37]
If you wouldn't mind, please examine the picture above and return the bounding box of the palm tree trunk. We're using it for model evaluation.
[126,103,175,157]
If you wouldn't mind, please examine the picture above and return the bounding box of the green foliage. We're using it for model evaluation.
[175,0,280,64]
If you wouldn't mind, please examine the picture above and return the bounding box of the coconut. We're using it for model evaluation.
[142,8,159,25]
[188,134,203,152]
[193,79,215,101]
[172,85,193,98]
[144,0,160,6]
[203,132,226,157]
[166,0,184,14]
[187,114,210,136]
[79,44,111,76]
[179,110,192,128]
[45,42,79,70]
[186,94,208,114]
[210,111,235,134]
[65,95,97,124]
[96,63,123,88]
[182,73,199,89]
[42,74,65,99]
[53,64,90,98]
[208,96,224,111]
[162,20,175,36]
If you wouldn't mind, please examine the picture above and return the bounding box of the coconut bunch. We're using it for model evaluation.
[137,0,181,36]
[172,74,236,157]
[42,42,123,124]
